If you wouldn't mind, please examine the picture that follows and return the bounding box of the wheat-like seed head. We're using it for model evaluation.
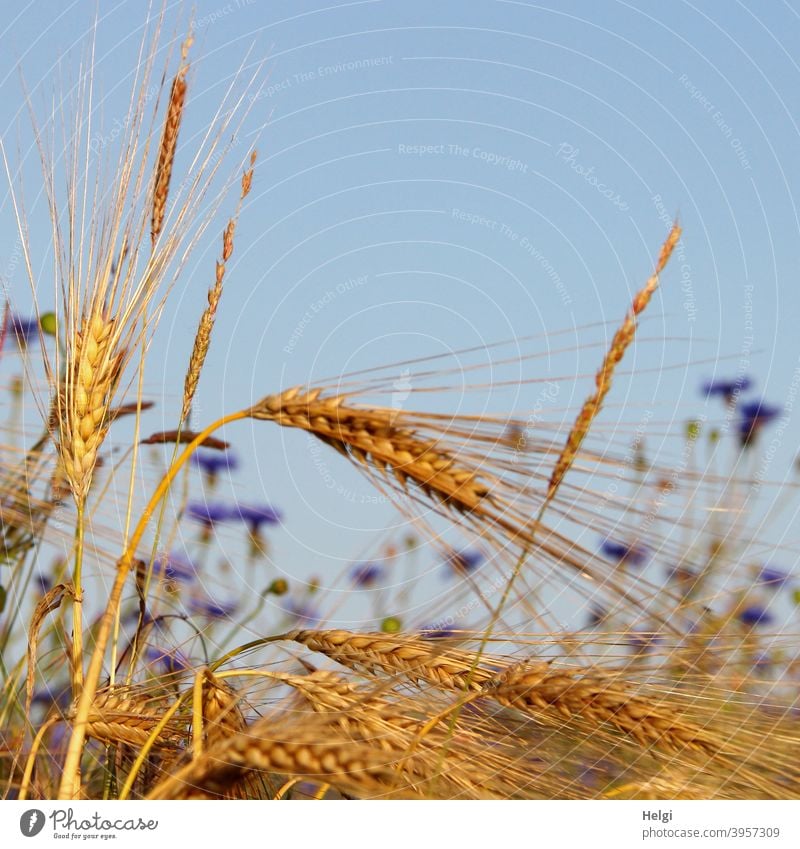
[151,36,192,246]
[275,670,541,798]
[53,311,124,502]
[79,688,186,750]
[547,223,681,500]
[201,671,247,749]
[286,629,496,691]
[249,388,493,515]
[147,714,416,799]
[486,661,719,755]
[243,388,657,601]
[181,153,257,422]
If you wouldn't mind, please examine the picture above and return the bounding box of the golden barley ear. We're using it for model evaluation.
[485,661,719,755]
[151,34,192,247]
[78,687,186,750]
[248,388,493,516]
[547,222,681,501]
[286,629,496,690]
[147,714,419,799]
[201,671,247,750]
[54,311,124,503]
[273,669,544,799]
[181,152,258,423]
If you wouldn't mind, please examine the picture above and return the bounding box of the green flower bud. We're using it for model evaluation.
[381,616,402,634]
[39,312,57,336]
[267,578,288,596]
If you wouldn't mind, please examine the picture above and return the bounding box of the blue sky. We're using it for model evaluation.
[2,1,800,632]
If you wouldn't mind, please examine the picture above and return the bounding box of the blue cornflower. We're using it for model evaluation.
[757,565,790,588]
[145,646,190,674]
[444,548,484,576]
[702,375,752,401]
[600,538,649,568]
[350,562,383,587]
[33,572,54,595]
[31,685,71,711]
[420,626,455,639]
[8,313,39,347]
[229,502,282,533]
[739,605,774,627]
[628,630,660,653]
[586,606,608,628]
[752,652,773,672]
[121,608,154,627]
[188,597,238,619]
[185,502,231,527]
[191,450,238,478]
[284,601,321,626]
[153,551,196,583]
[738,400,781,448]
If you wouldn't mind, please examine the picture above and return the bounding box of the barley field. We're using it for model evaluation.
[1,3,799,805]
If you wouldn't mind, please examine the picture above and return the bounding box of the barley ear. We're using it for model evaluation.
[151,34,193,247]
[56,311,124,503]
[547,222,681,501]
[181,152,257,422]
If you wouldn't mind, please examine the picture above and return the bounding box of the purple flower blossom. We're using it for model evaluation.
[153,551,196,583]
[444,548,484,576]
[420,626,455,639]
[628,630,661,654]
[350,562,383,587]
[185,502,231,527]
[145,646,190,674]
[229,502,282,533]
[188,597,238,619]
[34,572,54,595]
[738,400,781,448]
[31,685,71,711]
[702,375,752,401]
[600,538,649,568]
[586,606,608,628]
[121,608,154,628]
[8,313,39,347]
[757,565,790,588]
[739,605,774,627]
[191,450,238,477]
[284,601,321,626]
[752,652,773,672]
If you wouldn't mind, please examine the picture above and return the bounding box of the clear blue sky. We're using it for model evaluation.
[2,1,800,634]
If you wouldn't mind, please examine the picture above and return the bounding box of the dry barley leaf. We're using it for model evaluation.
[26,582,75,716]
[141,430,229,450]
